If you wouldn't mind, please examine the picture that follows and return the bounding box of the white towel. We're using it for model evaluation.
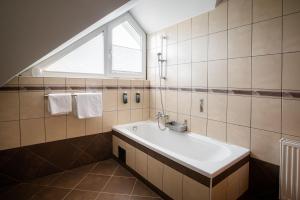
[48,93,72,115]
[73,92,103,119]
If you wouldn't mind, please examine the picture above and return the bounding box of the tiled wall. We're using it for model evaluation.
[0,77,150,150]
[147,0,300,166]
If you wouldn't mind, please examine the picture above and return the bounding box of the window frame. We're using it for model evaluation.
[31,13,146,79]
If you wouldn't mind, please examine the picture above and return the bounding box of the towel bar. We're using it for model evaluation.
[44,94,77,97]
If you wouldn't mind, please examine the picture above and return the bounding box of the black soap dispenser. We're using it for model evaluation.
[136,92,141,103]
[122,92,128,104]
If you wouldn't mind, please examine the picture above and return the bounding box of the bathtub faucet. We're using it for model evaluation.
[155,112,169,122]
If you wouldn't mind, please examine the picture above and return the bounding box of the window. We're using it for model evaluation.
[45,32,104,74]
[32,13,146,78]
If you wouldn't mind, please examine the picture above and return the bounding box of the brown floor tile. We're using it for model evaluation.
[132,181,159,197]
[50,172,85,189]
[29,172,62,186]
[97,193,131,200]
[67,162,97,174]
[130,196,162,200]
[64,189,98,200]
[76,174,110,192]
[0,183,43,200]
[91,159,119,175]
[113,166,134,177]
[103,176,136,195]
[31,186,70,200]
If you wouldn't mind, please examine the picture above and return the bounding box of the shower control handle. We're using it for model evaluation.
[200,99,204,112]
[122,92,128,104]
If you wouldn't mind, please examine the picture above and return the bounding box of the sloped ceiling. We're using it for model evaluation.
[130,0,220,33]
[0,0,130,86]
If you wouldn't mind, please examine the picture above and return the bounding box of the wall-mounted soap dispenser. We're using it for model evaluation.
[122,92,128,104]
[136,92,141,103]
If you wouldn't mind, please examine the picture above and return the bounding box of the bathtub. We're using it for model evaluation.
[112,121,250,200]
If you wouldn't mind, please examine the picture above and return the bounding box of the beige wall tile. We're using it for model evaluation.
[86,117,102,135]
[44,77,65,86]
[147,156,163,190]
[192,13,208,37]
[192,36,208,62]
[5,77,18,85]
[191,92,207,118]
[67,115,85,138]
[103,111,117,132]
[166,66,178,87]
[252,97,281,132]
[125,143,135,170]
[150,89,156,109]
[212,178,228,200]
[66,78,85,86]
[227,95,251,126]
[183,175,209,200]
[0,121,20,150]
[163,165,183,200]
[166,90,178,113]
[227,124,250,148]
[178,40,192,64]
[239,163,250,195]
[131,109,143,122]
[207,120,227,142]
[177,91,191,115]
[112,135,119,157]
[253,0,282,22]
[282,99,300,137]
[252,18,282,56]
[208,59,227,88]
[85,78,102,87]
[208,93,227,122]
[283,12,300,52]
[147,49,158,68]
[251,128,281,165]
[45,116,66,142]
[167,44,178,66]
[135,149,148,178]
[103,79,118,87]
[283,52,300,90]
[208,31,228,60]
[0,92,19,121]
[192,62,207,88]
[178,19,191,42]
[228,57,251,89]
[209,1,228,33]
[178,64,192,87]
[228,25,252,58]
[19,77,43,85]
[20,91,44,119]
[20,118,45,146]
[103,89,117,111]
[117,110,131,124]
[228,0,252,28]
[191,117,207,135]
[167,111,178,122]
[166,25,178,45]
[227,167,240,200]
[155,89,166,110]
[143,90,150,109]
[252,54,282,90]
[283,0,300,14]
[142,109,150,120]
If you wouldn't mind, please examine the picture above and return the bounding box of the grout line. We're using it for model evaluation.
[129,178,137,197]
[226,0,229,143]
[249,0,254,150]
[281,0,284,140]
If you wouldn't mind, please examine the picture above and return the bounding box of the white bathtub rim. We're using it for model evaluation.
[113,120,250,178]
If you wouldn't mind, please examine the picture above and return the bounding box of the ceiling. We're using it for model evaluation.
[130,0,220,33]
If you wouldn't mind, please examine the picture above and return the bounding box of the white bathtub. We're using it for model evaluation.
[113,121,250,178]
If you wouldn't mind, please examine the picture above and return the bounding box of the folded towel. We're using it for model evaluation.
[73,92,103,119]
[48,93,72,115]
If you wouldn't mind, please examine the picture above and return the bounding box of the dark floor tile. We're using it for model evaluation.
[103,176,136,195]
[50,172,85,189]
[67,162,97,174]
[132,181,159,197]
[64,189,98,200]
[97,193,130,200]
[91,159,119,175]
[31,186,70,200]
[130,196,162,200]
[76,174,110,192]
[28,172,62,186]
[113,166,134,177]
[0,183,43,200]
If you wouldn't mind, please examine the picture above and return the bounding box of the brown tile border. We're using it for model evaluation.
[112,131,250,187]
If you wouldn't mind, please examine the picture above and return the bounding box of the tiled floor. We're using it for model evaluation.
[0,159,162,200]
